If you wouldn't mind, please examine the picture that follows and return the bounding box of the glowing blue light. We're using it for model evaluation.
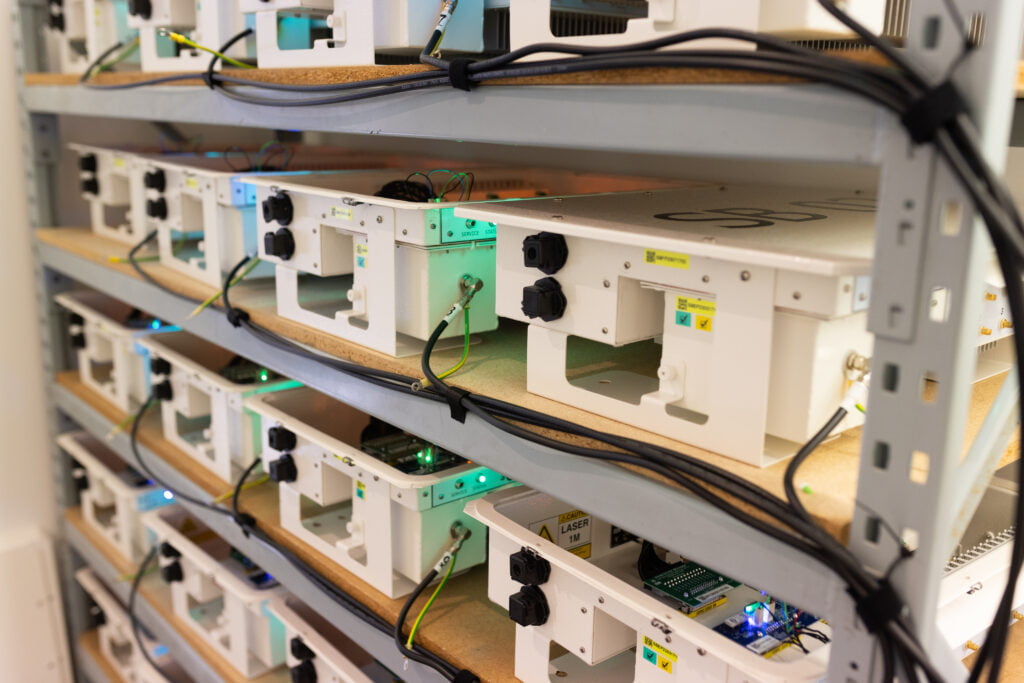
[150,320,162,329]
[162,490,174,500]
[744,604,756,614]
[152,645,169,657]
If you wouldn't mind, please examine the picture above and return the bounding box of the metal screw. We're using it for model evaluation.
[792,292,802,300]
[697,648,707,656]
[555,672,567,678]
[702,275,710,283]
[581,607,587,614]
[665,635,672,643]
[447,231,454,237]
[466,219,476,227]
[402,229,408,236]
[603,280,610,288]
[430,223,437,230]
[598,597,605,604]
[624,261,631,269]
[579,647,586,654]
[360,220,365,226]
[601,327,608,334]
[740,271,751,281]
[376,216,383,223]
[843,283,852,293]
[321,213,326,219]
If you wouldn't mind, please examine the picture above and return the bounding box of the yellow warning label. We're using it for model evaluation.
[185,176,199,190]
[642,637,678,663]
[644,248,690,270]
[695,316,713,332]
[330,206,353,221]
[676,296,716,317]
[568,543,592,559]
[657,656,673,673]
[537,525,554,542]
[686,596,727,618]
[558,510,587,524]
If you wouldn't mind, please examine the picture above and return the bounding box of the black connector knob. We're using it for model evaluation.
[146,198,168,220]
[269,454,298,483]
[144,169,166,192]
[290,637,316,661]
[81,178,100,195]
[521,277,567,322]
[264,228,296,261]
[49,13,65,31]
[150,357,172,376]
[267,426,297,452]
[127,0,152,19]
[70,332,86,349]
[159,542,180,559]
[508,585,550,627]
[78,153,97,173]
[160,561,183,583]
[522,232,569,275]
[153,380,173,401]
[68,313,85,326]
[290,660,317,683]
[262,192,293,225]
[509,548,551,586]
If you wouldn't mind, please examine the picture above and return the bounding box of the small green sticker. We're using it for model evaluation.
[676,311,692,327]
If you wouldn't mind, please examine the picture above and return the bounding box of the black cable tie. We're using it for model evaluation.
[453,670,480,683]
[226,308,250,327]
[448,59,476,92]
[900,80,966,144]
[445,387,471,423]
[849,580,902,634]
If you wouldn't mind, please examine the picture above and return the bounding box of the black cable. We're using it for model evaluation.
[207,28,253,86]
[79,40,125,84]
[394,569,453,680]
[129,395,236,521]
[784,407,848,523]
[128,231,202,305]
[128,545,171,683]
[232,456,263,527]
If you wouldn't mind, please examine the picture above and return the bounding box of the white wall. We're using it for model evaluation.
[0,5,71,681]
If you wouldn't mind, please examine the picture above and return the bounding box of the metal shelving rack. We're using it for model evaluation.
[13,0,1024,681]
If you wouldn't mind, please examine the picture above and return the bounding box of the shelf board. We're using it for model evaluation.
[64,508,289,683]
[39,226,1020,617]
[21,76,888,163]
[57,375,510,682]
[76,630,121,683]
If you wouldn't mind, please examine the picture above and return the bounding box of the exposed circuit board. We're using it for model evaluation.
[360,433,465,475]
[643,561,740,614]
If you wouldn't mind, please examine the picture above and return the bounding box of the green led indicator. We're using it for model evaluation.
[258,369,270,382]
[477,474,487,484]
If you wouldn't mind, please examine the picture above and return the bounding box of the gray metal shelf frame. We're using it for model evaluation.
[14,0,1024,680]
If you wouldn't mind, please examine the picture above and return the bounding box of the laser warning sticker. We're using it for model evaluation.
[529,509,592,559]
[355,243,368,268]
[644,248,690,270]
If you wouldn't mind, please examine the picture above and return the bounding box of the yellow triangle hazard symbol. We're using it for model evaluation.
[538,525,554,542]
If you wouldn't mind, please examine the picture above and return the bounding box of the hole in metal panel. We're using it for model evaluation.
[923,15,942,48]
[929,286,951,323]
[865,516,882,544]
[882,363,900,392]
[910,450,930,484]
[874,442,891,470]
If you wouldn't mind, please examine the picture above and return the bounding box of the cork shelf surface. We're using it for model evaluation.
[66,506,289,683]
[40,227,1019,543]
[58,371,517,682]
[59,371,1021,683]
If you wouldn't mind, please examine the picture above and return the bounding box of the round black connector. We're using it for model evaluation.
[268,454,298,483]
[160,561,183,583]
[509,548,551,585]
[508,585,550,627]
[70,332,86,349]
[159,542,180,559]
[267,426,297,452]
[153,379,173,401]
[78,153,98,173]
[146,197,168,220]
[522,232,569,275]
[144,169,166,192]
[127,0,152,19]
[263,228,296,261]
[81,178,99,195]
[521,277,567,322]
[290,637,316,661]
[150,357,172,376]
[290,660,317,683]
[262,192,293,226]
